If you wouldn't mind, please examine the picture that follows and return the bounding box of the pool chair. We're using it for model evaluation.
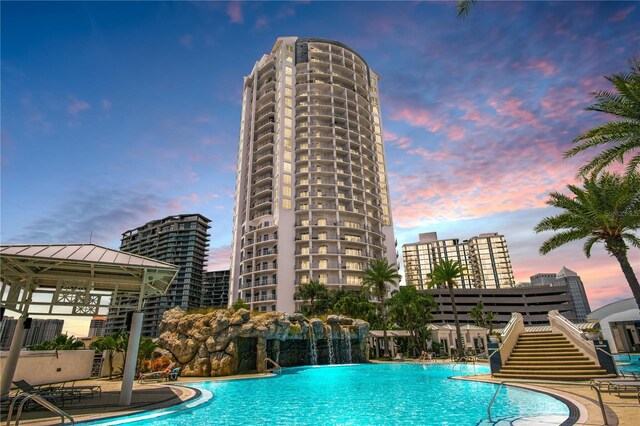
[139,363,176,383]
[60,380,102,398]
[168,367,181,381]
[11,380,70,407]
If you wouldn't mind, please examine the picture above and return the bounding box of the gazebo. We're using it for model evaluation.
[0,244,179,405]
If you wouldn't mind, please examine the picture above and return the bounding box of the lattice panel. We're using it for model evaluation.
[54,280,90,305]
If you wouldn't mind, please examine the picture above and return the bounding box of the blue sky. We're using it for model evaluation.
[2,1,638,335]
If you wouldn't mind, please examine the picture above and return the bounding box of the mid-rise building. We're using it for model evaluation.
[202,270,230,307]
[528,266,592,321]
[229,37,397,313]
[106,214,211,337]
[428,285,577,326]
[403,232,515,289]
[0,317,64,350]
[88,316,107,338]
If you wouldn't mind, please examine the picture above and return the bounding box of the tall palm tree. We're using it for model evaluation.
[362,258,401,358]
[427,260,467,358]
[565,59,640,176]
[388,286,435,356]
[535,171,640,308]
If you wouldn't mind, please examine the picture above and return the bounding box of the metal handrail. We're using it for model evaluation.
[6,392,75,425]
[264,357,282,375]
[487,380,609,425]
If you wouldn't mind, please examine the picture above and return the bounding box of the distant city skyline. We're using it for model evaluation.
[2,2,638,335]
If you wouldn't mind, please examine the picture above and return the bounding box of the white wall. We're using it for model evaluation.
[599,307,640,353]
[0,350,94,386]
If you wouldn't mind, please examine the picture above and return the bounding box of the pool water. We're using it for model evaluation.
[87,364,570,426]
[614,354,640,375]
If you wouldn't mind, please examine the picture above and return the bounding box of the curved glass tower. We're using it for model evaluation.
[230,37,397,313]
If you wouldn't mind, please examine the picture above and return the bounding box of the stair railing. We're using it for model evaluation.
[6,392,75,425]
[548,310,598,363]
[497,313,524,366]
[264,357,282,375]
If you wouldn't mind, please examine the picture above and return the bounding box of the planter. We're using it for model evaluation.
[584,332,600,340]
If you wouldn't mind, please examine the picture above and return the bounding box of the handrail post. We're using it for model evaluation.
[590,384,609,425]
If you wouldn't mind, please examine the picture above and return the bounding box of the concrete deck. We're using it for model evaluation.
[4,367,638,425]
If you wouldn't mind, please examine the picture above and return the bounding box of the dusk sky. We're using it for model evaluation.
[2,1,639,336]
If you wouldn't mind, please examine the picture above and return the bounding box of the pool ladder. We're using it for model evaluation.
[451,360,477,377]
[265,357,282,375]
[5,392,75,425]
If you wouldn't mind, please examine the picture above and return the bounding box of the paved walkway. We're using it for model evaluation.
[5,368,638,425]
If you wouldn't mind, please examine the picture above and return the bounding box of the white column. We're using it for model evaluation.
[118,311,143,406]
[1,316,26,395]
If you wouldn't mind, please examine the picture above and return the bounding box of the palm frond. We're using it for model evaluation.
[456,0,477,20]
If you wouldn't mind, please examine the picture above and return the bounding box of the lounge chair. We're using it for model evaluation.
[139,363,176,382]
[11,380,69,407]
[61,380,102,398]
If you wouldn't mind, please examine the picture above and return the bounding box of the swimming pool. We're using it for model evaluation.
[86,364,572,425]
[614,353,640,375]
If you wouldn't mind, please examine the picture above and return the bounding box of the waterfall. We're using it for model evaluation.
[309,326,318,365]
[340,327,352,364]
[325,325,335,364]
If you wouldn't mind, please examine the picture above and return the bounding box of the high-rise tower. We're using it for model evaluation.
[230,37,397,313]
[106,214,211,337]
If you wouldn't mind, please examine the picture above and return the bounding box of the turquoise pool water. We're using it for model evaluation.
[87,364,570,425]
[614,354,640,375]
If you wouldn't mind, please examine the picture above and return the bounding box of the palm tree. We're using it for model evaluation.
[427,260,467,358]
[535,171,640,308]
[565,59,640,176]
[294,280,330,317]
[457,0,477,20]
[90,331,128,379]
[362,258,401,358]
[28,333,85,353]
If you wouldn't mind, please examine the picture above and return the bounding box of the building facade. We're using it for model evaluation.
[0,317,64,350]
[230,37,397,313]
[106,214,211,337]
[403,232,515,289]
[428,286,577,326]
[87,316,107,338]
[528,266,592,321]
[202,270,230,308]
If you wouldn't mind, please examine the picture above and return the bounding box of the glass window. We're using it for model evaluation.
[319,259,328,269]
[283,199,292,209]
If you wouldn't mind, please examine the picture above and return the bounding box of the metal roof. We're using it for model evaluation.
[0,244,179,317]
[0,244,175,268]
[586,298,638,322]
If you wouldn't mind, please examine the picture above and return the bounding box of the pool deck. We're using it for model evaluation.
[6,364,638,425]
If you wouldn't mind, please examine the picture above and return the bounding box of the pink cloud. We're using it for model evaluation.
[384,130,413,149]
[487,97,548,131]
[528,60,559,77]
[390,107,443,132]
[207,245,232,271]
[447,125,465,141]
[610,6,635,22]
[101,99,111,111]
[68,99,90,115]
[227,2,243,24]
[179,34,193,48]
[540,86,585,120]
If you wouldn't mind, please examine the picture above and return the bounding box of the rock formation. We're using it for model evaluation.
[157,307,369,377]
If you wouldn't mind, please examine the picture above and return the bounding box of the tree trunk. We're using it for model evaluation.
[449,283,464,358]
[612,249,640,309]
[381,295,390,358]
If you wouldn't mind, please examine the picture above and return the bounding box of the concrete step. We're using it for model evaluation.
[503,364,600,371]
[498,368,609,375]
[515,343,574,348]
[493,372,617,381]
[507,360,595,366]
[516,339,569,345]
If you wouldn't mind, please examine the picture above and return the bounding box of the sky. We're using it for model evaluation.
[1,1,639,336]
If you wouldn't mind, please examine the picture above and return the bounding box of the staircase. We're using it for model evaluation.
[493,331,616,380]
